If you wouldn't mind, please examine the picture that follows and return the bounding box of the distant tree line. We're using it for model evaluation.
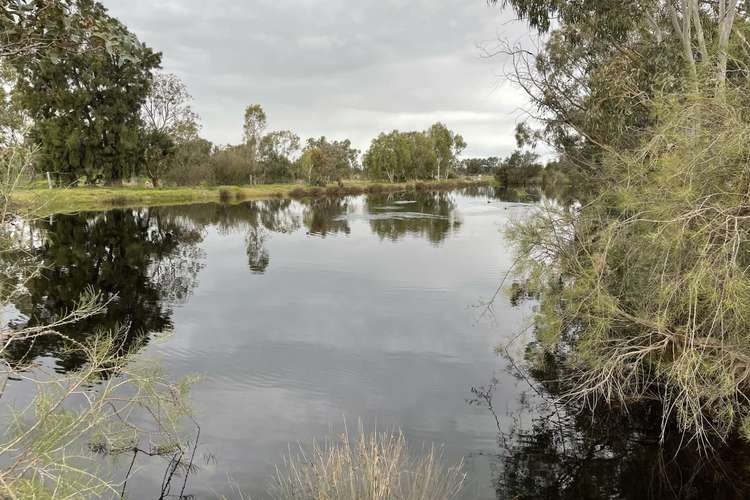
[5,1,571,190]
[363,124,466,182]
[0,2,481,188]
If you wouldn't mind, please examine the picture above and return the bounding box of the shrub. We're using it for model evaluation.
[271,428,464,500]
[218,188,233,203]
[163,161,215,186]
[509,90,750,449]
[210,149,252,185]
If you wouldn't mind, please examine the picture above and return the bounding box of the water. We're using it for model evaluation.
[6,187,539,498]
[8,186,744,499]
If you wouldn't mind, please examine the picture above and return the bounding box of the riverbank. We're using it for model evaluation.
[12,177,495,215]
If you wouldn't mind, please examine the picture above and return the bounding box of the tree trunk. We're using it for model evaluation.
[669,1,698,90]
[690,2,708,65]
[717,0,738,95]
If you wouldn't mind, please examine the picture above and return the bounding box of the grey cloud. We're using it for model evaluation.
[101,0,530,157]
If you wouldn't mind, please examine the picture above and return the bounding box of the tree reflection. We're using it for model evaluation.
[246,227,270,274]
[6,188,503,370]
[365,191,461,245]
[459,184,582,205]
[478,342,750,499]
[6,208,205,371]
[301,197,351,237]
[162,199,301,274]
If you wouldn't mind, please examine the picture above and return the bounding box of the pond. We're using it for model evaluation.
[5,186,747,499]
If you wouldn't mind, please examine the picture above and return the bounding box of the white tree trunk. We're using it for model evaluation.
[717,0,739,94]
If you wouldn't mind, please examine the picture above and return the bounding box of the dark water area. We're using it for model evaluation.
[4,186,750,499]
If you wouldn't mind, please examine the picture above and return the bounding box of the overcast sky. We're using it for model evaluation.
[101,0,532,158]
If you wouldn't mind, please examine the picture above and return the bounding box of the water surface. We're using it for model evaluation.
[7,187,538,498]
[8,186,749,499]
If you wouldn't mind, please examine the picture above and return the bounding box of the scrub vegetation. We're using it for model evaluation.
[495,0,750,451]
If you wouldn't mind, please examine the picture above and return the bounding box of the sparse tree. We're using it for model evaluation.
[142,72,199,137]
[141,72,200,186]
[243,104,267,150]
[258,130,300,183]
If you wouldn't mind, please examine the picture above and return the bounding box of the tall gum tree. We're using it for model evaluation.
[489,0,747,175]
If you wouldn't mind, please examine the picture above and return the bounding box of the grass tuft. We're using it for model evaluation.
[271,428,464,500]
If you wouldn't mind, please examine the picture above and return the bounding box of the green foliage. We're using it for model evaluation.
[495,150,543,186]
[363,123,465,182]
[243,103,267,157]
[142,129,175,187]
[0,331,196,498]
[428,122,465,180]
[164,137,214,186]
[459,157,498,176]
[258,130,300,183]
[140,72,201,186]
[509,90,750,448]
[10,0,161,185]
[0,127,196,497]
[209,145,254,185]
[0,64,28,148]
[298,136,359,185]
[489,0,692,178]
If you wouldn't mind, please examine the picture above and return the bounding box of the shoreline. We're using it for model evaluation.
[12,177,496,215]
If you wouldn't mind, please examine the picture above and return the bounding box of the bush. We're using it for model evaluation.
[218,188,233,203]
[210,149,252,185]
[271,428,464,500]
[509,90,750,449]
[163,161,215,186]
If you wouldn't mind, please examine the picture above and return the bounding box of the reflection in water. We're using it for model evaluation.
[365,191,461,245]
[484,302,750,499]
[8,209,205,371]
[301,197,352,237]
[10,191,478,370]
[164,199,302,274]
[3,187,609,498]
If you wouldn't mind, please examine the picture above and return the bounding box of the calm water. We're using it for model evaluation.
[7,186,745,499]
[6,187,537,498]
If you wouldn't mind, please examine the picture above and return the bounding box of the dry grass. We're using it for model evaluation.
[271,428,465,500]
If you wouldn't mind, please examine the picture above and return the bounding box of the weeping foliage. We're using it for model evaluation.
[509,89,750,449]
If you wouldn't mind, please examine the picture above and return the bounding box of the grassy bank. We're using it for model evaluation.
[12,178,495,215]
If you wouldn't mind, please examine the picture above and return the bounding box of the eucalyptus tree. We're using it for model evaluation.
[243,104,267,147]
[142,72,199,138]
[297,136,359,185]
[363,124,465,181]
[363,130,437,182]
[428,122,465,180]
[460,157,499,176]
[489,0,748,174]
[258,130,300,183]
[241,104,267,183]
[141,72,200,186]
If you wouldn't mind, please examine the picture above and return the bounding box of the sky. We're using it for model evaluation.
[101,0,533,158]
